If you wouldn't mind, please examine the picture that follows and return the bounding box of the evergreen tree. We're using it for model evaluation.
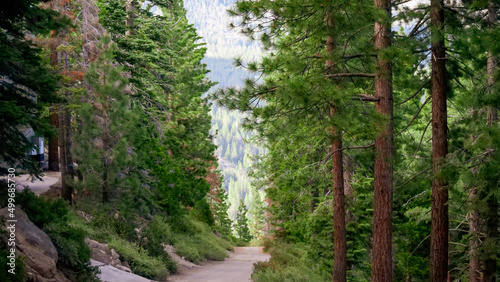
[235,199,252,242]
[213,188,233,237]
[73,36,149,210]
[430,0,449,280]
[0,0,69,176]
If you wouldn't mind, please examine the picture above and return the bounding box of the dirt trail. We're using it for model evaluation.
[1,171,61,195]
[169,247,270,282]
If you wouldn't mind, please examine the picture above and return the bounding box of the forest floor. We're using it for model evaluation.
[169,247,270,282]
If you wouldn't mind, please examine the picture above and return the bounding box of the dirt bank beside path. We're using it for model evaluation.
[169,247,270,282]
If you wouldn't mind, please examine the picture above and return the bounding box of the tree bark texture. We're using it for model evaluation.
[48,108,60,171]
[486,1,498,125]
[371,0,394,281]
[430,0,449,281]
[326,12,347,282]
[60,50,74,203]
[468,188,480,282]
[125,0,136,36]
[483,3,498,281]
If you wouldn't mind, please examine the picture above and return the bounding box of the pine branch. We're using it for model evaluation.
[352,94,379,102]
[396,95,431,136]
[396,80,430,106]
[327,73,376,78]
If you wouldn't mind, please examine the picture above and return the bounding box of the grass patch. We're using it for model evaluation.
[251,242,330,282]
[108,236,169,281]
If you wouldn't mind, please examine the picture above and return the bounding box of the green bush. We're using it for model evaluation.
[44,221,99,282]
[251,242,330,282]
[173,239,203,263]
[0,188,98,281]
[14,188,68,228]
[139,217,177,273]
[91,211,138,242]
[109,237,169,280]
[0,248,26,282]
[0,216,27,282]
[189,199,214,226]
[170,217,233,263]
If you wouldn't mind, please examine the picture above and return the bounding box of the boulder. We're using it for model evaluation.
[0,207,70,282]
[91,259,153,282]
[162,244,198,270]
[85,238,130,269]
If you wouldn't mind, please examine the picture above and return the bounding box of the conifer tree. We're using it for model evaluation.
[73,36,146,207]
[0,0,68,176]
[213,188,233,237]
[430,0,449,280]
[235,199,252,242]
[371,0,394,280]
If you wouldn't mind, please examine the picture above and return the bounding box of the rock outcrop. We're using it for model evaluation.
[91,259,154,282]
[0,207,70,282]
[85,238,132,272]
[163,244,198,271]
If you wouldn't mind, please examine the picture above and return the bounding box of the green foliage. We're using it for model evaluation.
[169,216,233,263]
[252,242,329,282]
[190,198,215,226]
[14,189,68,228]
[109,237,169,280]
[0,187,98,281]
[0,0,69,176]
[235,199,252,242]
[0,215,27,281]
[43,222,99,282]
[212,188,233,237]
[73,35,150,211]
[139,217,178,274]
[0,249,26,282]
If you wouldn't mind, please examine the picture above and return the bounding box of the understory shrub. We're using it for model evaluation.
[251,242,329,282]
[0,186,98,281]
[108,237,169,280]
[44,221,99,281]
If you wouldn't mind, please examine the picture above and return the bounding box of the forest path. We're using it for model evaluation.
[2,171,61,195]
[169,247,270,282]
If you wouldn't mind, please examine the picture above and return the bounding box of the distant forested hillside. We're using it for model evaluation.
[184,1,265,220]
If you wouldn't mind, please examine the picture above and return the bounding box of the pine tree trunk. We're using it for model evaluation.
[60,49,74,203]
[48,108,60,171]
[125,0,135,36]
[325,12,347,281]
[483,3,498,281]
[310,179,319,214]
[469,188,480,282]
[486,2,498,126]
[48,35,60,172]
[372,0,394,281]
[430,0,449,281]
[344,155,355,223]
[332,127,346,282]
[483,196,498,282]
[102,106,110,202]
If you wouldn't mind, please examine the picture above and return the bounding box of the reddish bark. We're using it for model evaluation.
[332,128,346,282]
[326,12,347,282]
[430,0,449,281]
[484,3,498,275]
[371,0,394,281]
[48,109,60,171]
[468,189,480,282]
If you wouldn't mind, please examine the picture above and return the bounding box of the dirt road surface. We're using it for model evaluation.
[169,247,270,282]
[1,171,61,195]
